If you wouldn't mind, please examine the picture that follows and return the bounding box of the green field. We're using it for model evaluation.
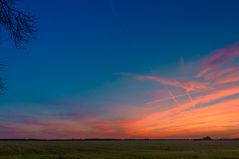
[1,140,239,159]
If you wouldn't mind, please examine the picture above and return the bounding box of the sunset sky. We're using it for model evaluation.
[1,0,239,139]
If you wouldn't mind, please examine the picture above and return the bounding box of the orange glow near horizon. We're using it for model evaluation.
[1,42,239,139]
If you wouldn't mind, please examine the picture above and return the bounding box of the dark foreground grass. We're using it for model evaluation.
[1,140,239,159]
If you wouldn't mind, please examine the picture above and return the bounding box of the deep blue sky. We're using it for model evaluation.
[1,0,239,102]
[1,0,239,138]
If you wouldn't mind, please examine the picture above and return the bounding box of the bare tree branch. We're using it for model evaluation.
[0,0,37,48]
[0,0,37,90]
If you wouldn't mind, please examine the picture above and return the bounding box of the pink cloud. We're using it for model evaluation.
[201,66,239,86]
[204,67,239,81]
[2,82,239,139]
[197,42,239,78]
[2,42,239,139]
[137,75,209,92]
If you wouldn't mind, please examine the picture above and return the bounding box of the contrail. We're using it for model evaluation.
[145,92,186,105]
[145,88,210,105]
[185,90,195,108]
[146,85,181,106]
[166,88,181,106]
[186,92,193,103]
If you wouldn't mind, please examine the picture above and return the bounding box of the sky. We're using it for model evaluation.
[1,0,239,139]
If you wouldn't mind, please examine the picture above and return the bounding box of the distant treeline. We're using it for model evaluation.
[1,137,239,141]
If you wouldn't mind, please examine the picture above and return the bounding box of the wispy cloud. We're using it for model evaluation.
[197,42,239,78]
[1,42,239,139]
[137,75,210,92]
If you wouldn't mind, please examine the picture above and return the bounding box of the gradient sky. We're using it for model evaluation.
[1,0,239,139]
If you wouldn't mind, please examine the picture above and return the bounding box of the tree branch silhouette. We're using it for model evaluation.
[0,0,37,90]
[0,0,37,48]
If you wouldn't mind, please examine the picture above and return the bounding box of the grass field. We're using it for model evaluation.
[1,140,239,159]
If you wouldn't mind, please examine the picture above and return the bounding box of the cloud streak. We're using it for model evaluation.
[197,42,239,78]
[137,75,209,92]
[1,42,239,139]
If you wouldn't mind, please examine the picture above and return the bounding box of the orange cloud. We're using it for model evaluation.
[2,42,239,139]
[125,97,239,138]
